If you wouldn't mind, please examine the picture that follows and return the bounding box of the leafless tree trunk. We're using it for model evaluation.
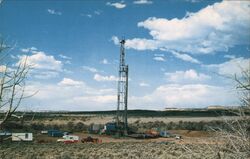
[213,67,250,158]
[0,39,30,129]
[234,67,250,111]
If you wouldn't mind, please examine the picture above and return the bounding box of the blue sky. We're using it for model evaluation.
[0,0,249,111]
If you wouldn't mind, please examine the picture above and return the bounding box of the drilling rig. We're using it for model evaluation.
[116,39,129,135]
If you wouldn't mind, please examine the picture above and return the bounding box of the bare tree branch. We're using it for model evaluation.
[0,38,31,129]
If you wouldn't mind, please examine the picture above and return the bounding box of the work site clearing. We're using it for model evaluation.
[1,112,249,159]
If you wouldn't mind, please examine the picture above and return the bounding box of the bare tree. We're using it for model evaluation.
[181,67,250,158]
[212,67,250,158]
[0,39,30,129]
[234,67,250,110]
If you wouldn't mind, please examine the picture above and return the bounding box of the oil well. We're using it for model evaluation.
[91,39,170,139]
[103,39,129,136]
[116,39,129,135]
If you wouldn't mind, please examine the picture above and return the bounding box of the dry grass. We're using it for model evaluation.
[0,142,221,159]
[32,116,242,125]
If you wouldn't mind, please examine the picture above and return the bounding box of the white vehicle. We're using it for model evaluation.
[12,133,33,141]
[175,135,182,140]
[41,130,48,134]
[57,135,79,143]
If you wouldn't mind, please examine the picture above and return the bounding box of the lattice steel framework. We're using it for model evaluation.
[116,39,128,135]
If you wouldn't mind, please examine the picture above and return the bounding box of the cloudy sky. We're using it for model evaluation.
[0,0,249,111]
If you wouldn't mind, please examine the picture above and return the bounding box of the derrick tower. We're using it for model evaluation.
[116,38,128,135]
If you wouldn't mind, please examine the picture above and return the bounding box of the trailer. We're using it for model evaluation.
[12,133,33,141]
[48,130,64,137]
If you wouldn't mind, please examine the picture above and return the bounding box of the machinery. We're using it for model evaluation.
[116,39,129,135]
[81,136,101,143]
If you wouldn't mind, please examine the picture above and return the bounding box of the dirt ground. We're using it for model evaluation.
[11,115,224,158]
[2,116,248,158]
[33,130,213,143]
[0,129,248,158]
[1,132,239,159]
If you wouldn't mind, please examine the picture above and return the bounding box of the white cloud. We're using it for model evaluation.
[153,54,165,61]
[20,47,37,53]
[129,84,238,109]
[94,73,118,82]
[94,10,101,15]
[59,54,72,60]
[24,78,238,110]
[58,54,72,65]
[23,79,117,111]
[139,82,150,87]
[134,0,153,5]
[224,54,236,59]
[10,54,17,59]
[154,54,164,57]
[101,58,110,64]
[153,56,165,62]
[47,9,62,15]
[65,60,71,64]
[18,51,62,71]
[165,69,211,84]
[17,48,63,79]
[87,14,92,18]
[106,2,126,9]
[205,57,250,77]
[171,51,201,64]
[111,36,120,45]
[115,1,250,54]
[185,0,202,3]
[80,14,92,18]
[33,71,59,79]
[58,78,84,87]
[112,36,159,50]
[82,66,99,73]
[73,95,116,105]
[126,38,159,51]
[0,65,7,72]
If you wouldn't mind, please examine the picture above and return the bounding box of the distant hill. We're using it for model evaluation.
[12,107,249,118]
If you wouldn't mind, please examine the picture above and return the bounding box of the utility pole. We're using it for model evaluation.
[116,38,128,135]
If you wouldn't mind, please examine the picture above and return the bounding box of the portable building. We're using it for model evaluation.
[48,130,64,137]
[104,122,117,135]
[89,124,102,134]
[0,131,12,142]
[0,131,12,136]
[105,122,116,131]
[12,133,33,141]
